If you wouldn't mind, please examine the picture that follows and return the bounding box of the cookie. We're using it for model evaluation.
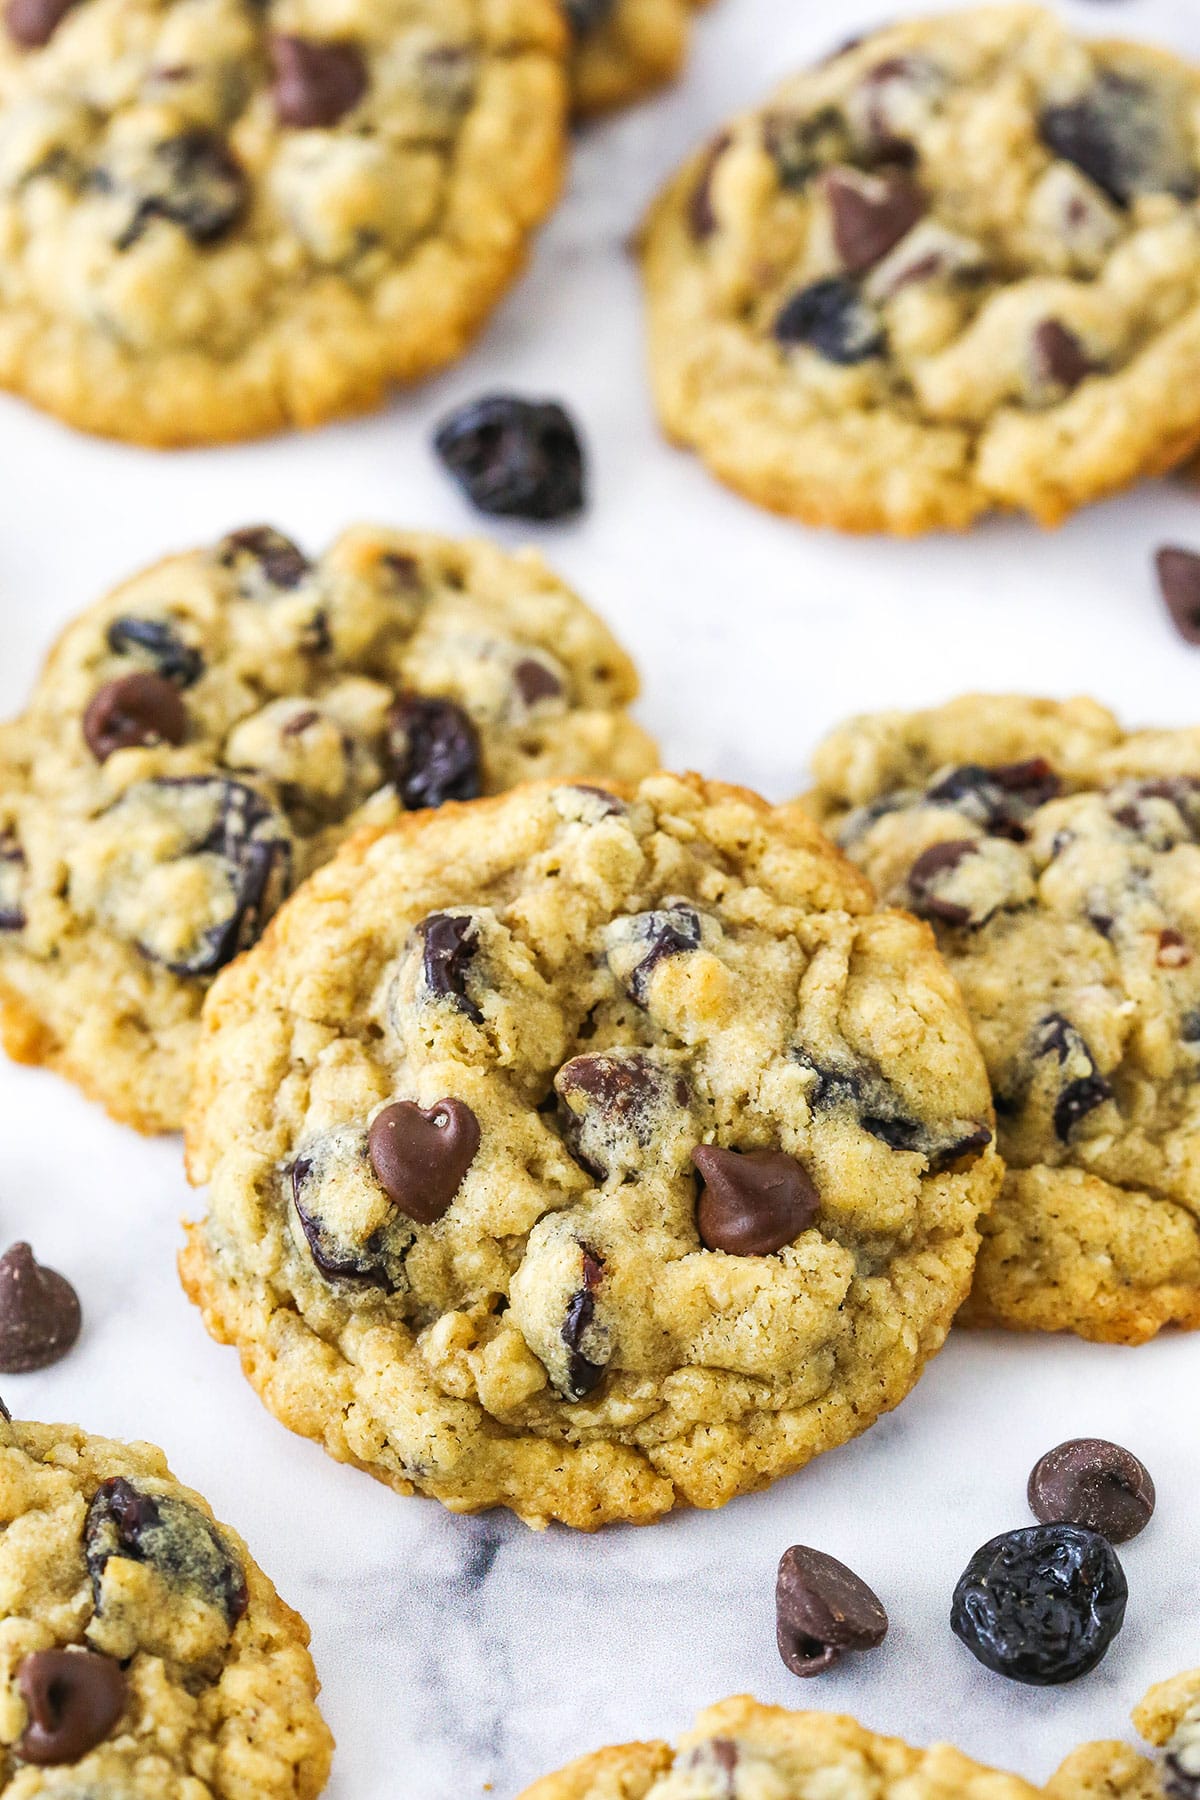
[806,694,1200,1346]
[0,526,657,1134]
[180,771,1000,1530]
[566,0,704,118]
[515,1695,1043,1800]
[639,6,1200,534]
[1046,1667,1200,1799]
[0,1415,332,1796]
[0,0,566,444]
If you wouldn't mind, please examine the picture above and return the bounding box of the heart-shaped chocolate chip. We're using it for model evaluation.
[17,1648,127,1765]
[692,1146,820,1256]
[368,1100,480,1225]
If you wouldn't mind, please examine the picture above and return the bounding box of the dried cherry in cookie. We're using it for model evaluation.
[385,695,481,811]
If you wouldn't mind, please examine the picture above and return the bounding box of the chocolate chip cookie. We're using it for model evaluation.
[566,0,704,117]
[807,694,1200,1345]
[180,772,1000,1530]
[0,0,566,444]
[515,1695,1043,1800]
[0,1415,332,1795]
[0,526,656,1134]
[639,6,1200,533]
[1046,1667,1200,1798]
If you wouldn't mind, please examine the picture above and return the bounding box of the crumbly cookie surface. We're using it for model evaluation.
[565,0,702,117]
[181,772,999,1530]
[807,694,1200,1345]
[0,526,656,1134]
[1045,1667,1200,1799]
[0,1417,331,1798]
[515,1695,1043,1800]
[639,5,1200,534]
[0,0,566,444]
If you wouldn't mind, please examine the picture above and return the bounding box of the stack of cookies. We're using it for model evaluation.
[0,2,1198,1796]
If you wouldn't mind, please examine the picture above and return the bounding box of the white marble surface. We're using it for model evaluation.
[0,0,1198,1792]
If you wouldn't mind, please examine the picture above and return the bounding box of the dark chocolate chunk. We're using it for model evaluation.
[6,0,75,47]
[16,1649,126,1765]
[513,658,562,706]
[776,1545,888,1678]
[823,164,925,273]
[613,904,702,1005]
[82,672,187,762]
[562,0,616,38]
[1036,1014,1113,1142]
[0,1244,81,1373]
[1032,320,1096,393]
[689,132,733,239]
[385,695,481,811]
[693,1146,820,1256]
[270,34,368,128]
[555,1049,688,1180]
[0,832,26,932]
[216,526,310,590]
[420,912,482,1022]
[763,108,851,190]
[906,838,978,927]
[85,1476,248,1627]
[116,131,246,249]
[106,617,204,688]
[560,1245,606,1400]
[1040,73,1197,208]
[1028,1439,1155,1544]
[367,1100,480,1225]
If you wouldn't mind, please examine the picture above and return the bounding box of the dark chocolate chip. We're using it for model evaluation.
[270,34,368,128]
[6,0,74,47]
[776,1545,888,1678]
[0,1244,81,1373]
[1036,1014,1113,1142]
[1032,320,1096,393]
[763,107,851,190]
[1029,1439,1155,1544]
[385,695,481,811]
[555,1049,686,1180]
[1155,546,1200,646]
[85,1477,247,1627]
[925,759,1059,840]
[117,131,246,249]
[618,904,702,1005]
[774,278,885,363]
[216,526,310,590]
[824,164,925,273]
[1041,73,1198,208]
[688,131,732,239]
[0,832,27,933]
[367,1099,480,1225]
[16,1649,126,1766]
[142,778,291,975]
[434,396,586,521]
[513,659,562,706]
[561,1245,606,1400]
[105,617,204,688]
[906,838,978,926]
[82,672,187,763]
[420,913,482,1022]
[693,1146,820,1256]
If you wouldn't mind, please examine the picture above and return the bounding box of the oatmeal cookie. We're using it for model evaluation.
[0,1415,332,1797]
[807,694,1200,1345]
[515,1695,1043,1800]
[1046,1668,1200,1799]
[640,6,1200,533]
[566,0,704,118]
[181,771,1000,1530]
[0,0,567,444]
[0,525,656,1134]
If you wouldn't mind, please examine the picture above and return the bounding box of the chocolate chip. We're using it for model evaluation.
[693,1146,820,1256]
[688,132,732,239]
[906,838,978,926]
[562,0,616,38]
[555,1049,687,1180]
[1032,320,1096,393]
[16,1649,126,1766]
[82,672,187,763]
[117,131,246,249]
[824,165,925,274]
[0,1244,81,1373]
[1028,1439,1155,1545]
[433,396,587,522]
[85,1476,248,1627]
[420,913,482,1022]
[774,278,885,363]
[217,526,310,590]
[290,1127,415,1289]
[1155,547,1200,646]
[367,1100,480,1225]
[386,695,482,811]
[1040,74,1197,208]
[106,617,204,688]
[561,1245,606,1399]
[611,904,702,1005]
[270,35,368,128]
[776,1546,888,1678]
[763,108,851,190]
[1036,1014,1112,1142]
[514,659,562,706]
[0,833,26,933]
[925,759,1059,840]
[6,0,74,47]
